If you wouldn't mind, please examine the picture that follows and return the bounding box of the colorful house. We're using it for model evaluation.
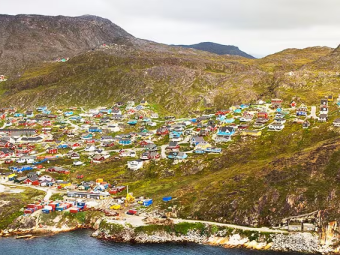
[119,138,132,145]
[217,127,235,136]
[89,126,102,133]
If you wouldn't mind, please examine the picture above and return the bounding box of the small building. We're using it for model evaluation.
[119,138,132,145]
[288,223,302,232]
[318,114,328,122]
[89,126,102,133]
[127,160,143,170]
[268,123,285,131]
[321,98,328,105]
[215,135,232,143]
[58,181,71,189]
[303,223,316,232]
[333,118,340,127]
[47,147,58,154]
[320,105,328,114]
[257,112,269,119]
[271,99,283,108]
[92,154,107,163]
[217,126,235,136]
[302,120,310,129]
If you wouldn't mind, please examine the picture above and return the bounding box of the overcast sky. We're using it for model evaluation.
[2,0,340,57]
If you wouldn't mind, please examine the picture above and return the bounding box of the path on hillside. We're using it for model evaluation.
[172,218,287,233]
[122,215,287,233]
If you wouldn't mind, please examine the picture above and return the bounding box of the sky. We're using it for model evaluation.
[2,0,340,57]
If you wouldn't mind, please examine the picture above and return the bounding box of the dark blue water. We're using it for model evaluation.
[0,230,299,255]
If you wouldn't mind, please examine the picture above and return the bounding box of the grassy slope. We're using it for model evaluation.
[0,187,45,229]
[1,46,337,115]
[62,108,340,226]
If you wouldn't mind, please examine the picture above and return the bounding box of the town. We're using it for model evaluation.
[0,95,340,231]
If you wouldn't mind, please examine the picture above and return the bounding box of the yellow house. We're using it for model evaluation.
[7,173,16,181]
[328,95,334,102]
[96,178,104,184]
[195,142,212,150]
[241,130,262,137]
[59,181,71,188]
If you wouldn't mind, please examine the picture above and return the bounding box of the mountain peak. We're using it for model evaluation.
[0,14,134,73]
[173,42,255,59]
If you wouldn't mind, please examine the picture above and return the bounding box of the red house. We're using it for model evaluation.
[24,178,40,186]
[72,143,81,148]
[94,113,103,118]
[156,127,169,135]
[92,155,106,163]
[47,147,58,154]
[43,121,52,127]
[257,112,269,119]
[139,140,149,146]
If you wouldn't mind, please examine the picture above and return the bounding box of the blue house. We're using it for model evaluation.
[234,109,242,114]
[143,199,153,207]
[64,111,73,116]
[119,138,132,145]
[167,152,188,160]
[169,131,182,139]
[127,120,138,125]
[89,126,102,133]
[296,110,307,116]
[14,113,23,117]
[217,127,235,136]
[100,109,112,114]
[176,152,188,160]
[36,106,47,112]
[82,133,93,140]
[43,109,51,114]
[57,144,69,149]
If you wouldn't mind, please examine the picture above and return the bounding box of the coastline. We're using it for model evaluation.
[0,213,337,254]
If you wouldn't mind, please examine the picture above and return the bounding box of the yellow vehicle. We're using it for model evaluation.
[124,192,135,207]
[110,204,121,210]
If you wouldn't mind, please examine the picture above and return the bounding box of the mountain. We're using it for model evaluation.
[174,42,255,59]
[0,14,133,74]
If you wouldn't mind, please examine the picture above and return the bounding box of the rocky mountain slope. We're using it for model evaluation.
[174,42,255,59]
[0,14,133,74]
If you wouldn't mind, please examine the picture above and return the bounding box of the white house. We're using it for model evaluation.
[107,123,120,132]
[127,160,143,170]
[333,118,340,127]
[268,123,285,131]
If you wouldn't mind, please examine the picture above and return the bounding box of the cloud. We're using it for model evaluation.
[1,0,340,56]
